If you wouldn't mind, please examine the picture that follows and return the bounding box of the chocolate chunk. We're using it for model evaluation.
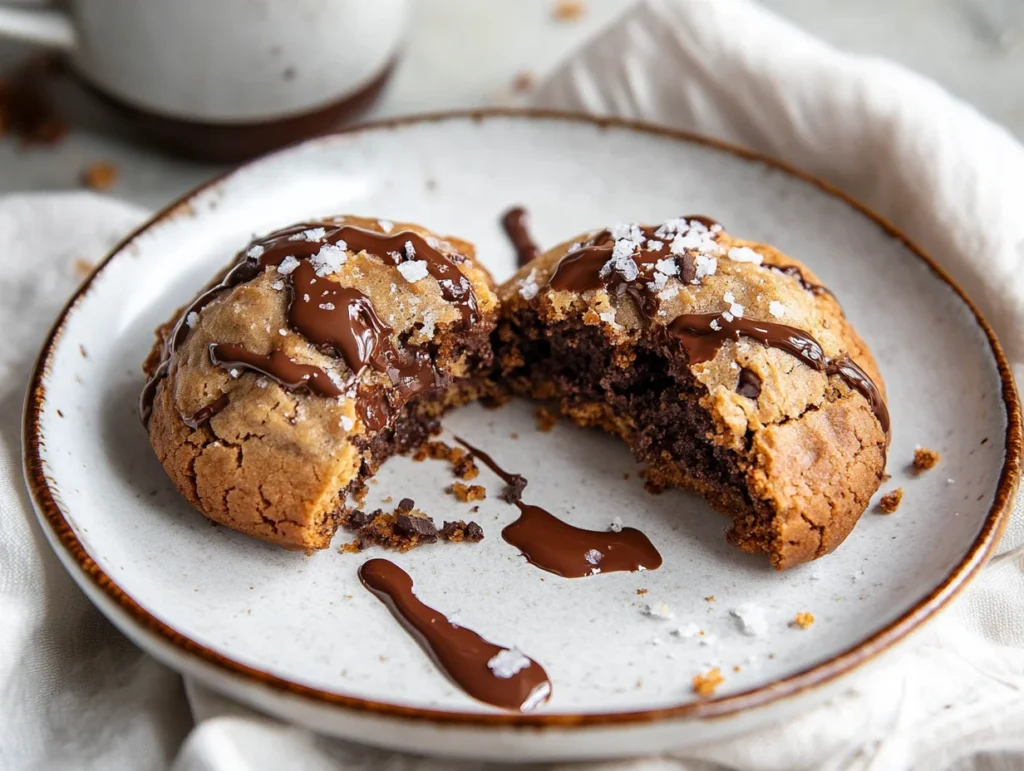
[678,252,697,285]
[736,368,762,399]
[395,512,438,540]
[439,520,485,543]
[346,509,376,529]
[499,474,528,504]
[396,498,415,513]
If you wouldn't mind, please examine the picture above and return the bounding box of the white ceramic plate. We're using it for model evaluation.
[24,112,1020,761]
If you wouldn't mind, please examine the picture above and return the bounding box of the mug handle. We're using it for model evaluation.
[0,3,75,49]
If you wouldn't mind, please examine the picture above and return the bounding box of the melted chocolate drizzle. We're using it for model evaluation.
[140,221,473,430]
[544,218,887,436]
[454,438,663,577]
[501,206,541,268]
[766,263,836,299]
[209,343,344,397]
[359,559,552,712]
[549,216,719,320]
[666,314,889,434]
[184,394,230,430]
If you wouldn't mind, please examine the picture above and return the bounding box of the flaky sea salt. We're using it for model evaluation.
[728,246,763,264]
[723,291,744,318]
[246,244,265,260]
[567,242,582,254]
[398,260,429,283]
[278,329,288,336]
[404,240,416,260]
[270,280,284,291]
[487,648,531,679]
[694,254,717,279]
[299,227,326,242]
[671,623,702,639]
[646,240,665,252]
[277,255,300,275]
[710,318,722,331]
[318,303,336,311]
[658,285,680,301]
[647,272,669,293]
[731,604,768,637]
[185,311,200,328]
[339,415,355,432]
[769,301,787,318]
[654,258,677,276]
[228,368,240,379]
[378,219,394,233]
[519,269,540,300]
[310,243,348,277]
[608,516,623,533]
[584,549,604,565]
[601,239,640,282]
[643,603,674,620]
[610,223,644,243]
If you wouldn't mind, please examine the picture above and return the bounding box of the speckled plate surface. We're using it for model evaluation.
[23,112,1020,761]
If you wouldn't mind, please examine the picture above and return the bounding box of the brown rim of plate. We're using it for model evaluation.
[22,109,1022,730]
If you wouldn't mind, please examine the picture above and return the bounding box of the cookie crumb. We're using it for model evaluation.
[636,588,648,596]
[0,56,68,146]
[913,447,940,472]
[73,258,94,277]
[792,612,815,629]
[704,595,716,602]
[440,520,485,543]
[81,161,118,191]
[510,432,519,439]
[339,502,439,552]
[692,667,724,697]
[512,71,535,92]
[732,665,742,672]
[447,482,486,502]
[412,440,480,480]
[552,0,586,20]
[535,407,557,432]
[878,488,903,514]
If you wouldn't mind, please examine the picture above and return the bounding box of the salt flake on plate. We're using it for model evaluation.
[487,648,531,679]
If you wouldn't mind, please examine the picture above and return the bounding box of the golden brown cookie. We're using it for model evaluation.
[142,215,498,550]
[495,216,888,569]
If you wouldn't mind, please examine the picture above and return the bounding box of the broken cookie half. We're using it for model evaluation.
[495,216,888,569]
[142,215,498,550]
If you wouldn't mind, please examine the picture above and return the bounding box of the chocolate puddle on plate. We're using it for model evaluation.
[358,558,552,712]
[454,437,662,577]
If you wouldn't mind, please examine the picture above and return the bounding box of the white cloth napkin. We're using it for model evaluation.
[4,1,1024,769]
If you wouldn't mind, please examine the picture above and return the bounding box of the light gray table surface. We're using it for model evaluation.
[1,0,1022,209]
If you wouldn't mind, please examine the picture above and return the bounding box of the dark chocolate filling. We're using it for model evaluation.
[496,308,780,550]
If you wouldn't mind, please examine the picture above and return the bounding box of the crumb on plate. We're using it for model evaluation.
[792,612,815,629]
[447,482,486,502]
[913,446,940,472]
[535,406,557,432]
[878,488,903,514]
[692,667,724,696]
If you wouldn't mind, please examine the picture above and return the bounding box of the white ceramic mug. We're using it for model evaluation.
[0,0,409,157]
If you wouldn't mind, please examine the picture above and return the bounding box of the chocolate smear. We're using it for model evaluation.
[454,437,662,577]
[359,559,551,711]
